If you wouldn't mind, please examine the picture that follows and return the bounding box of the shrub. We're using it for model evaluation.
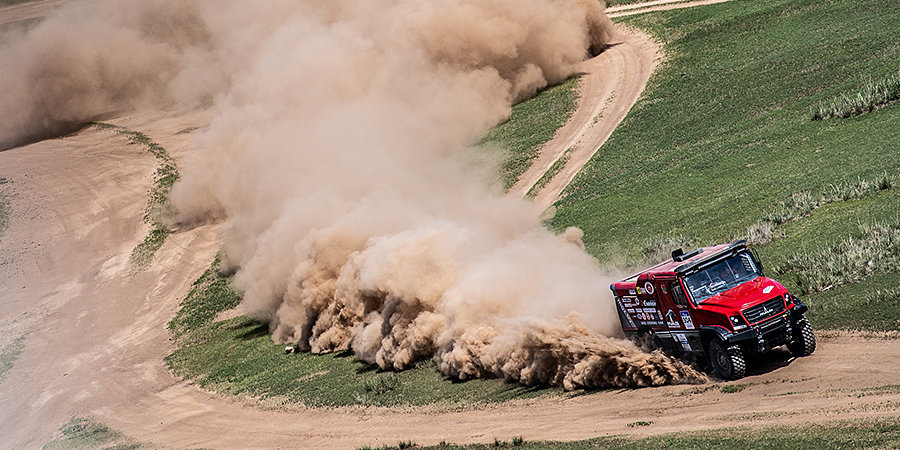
[364,373,401,395]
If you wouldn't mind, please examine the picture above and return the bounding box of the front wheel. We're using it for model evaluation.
[789,318,816,357]
[709,339,746,380]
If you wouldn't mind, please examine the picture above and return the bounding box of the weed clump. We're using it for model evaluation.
[812,70,900,120]
[774,221,900,294]
[44,417,141,450]
[720,383,750,393]
[746,174,896,245]
[364,373,401,395]
[359,441,418,450]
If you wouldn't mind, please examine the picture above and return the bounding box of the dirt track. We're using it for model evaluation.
[1,1,899,449]
[509,27,658,208]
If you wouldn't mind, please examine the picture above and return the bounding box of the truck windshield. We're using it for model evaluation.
[683,252,761,303]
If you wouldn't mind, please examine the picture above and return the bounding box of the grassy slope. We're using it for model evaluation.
[480,77,580,190]
[550,0,899,331]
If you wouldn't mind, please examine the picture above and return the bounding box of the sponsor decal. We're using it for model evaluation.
[629,289,636,295]
[616,297,636,328]
[763,285,774,294]
[644,282,655,295]
[674,333,692,351]
[665,309,680,328]
[661,284,668,294]
[680,311,695,330]
[643,299,657,307]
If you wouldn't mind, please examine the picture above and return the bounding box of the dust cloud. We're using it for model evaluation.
[0,1,224,150]
[2,0,704,388]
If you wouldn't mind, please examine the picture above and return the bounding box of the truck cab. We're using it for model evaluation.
[611,240,815,379]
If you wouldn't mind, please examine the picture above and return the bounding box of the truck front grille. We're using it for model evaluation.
[742,296,786,324]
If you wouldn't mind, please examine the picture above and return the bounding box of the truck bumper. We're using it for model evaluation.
[718,302,808,353]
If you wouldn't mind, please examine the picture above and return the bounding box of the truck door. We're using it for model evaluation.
[657,278,697,353]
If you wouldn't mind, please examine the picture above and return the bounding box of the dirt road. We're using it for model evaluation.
[509,28,658,209]
[1,1,898,448]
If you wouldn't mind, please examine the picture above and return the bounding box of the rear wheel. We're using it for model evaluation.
[709,339,746,380]
[634,328,659,352]
[789,318,816,357]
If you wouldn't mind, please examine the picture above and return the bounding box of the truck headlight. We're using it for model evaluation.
[730,315,747,331]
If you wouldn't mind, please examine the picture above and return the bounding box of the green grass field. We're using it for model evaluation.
[166,0,899,410]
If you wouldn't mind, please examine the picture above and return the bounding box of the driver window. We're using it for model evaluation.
[670,281,689,307]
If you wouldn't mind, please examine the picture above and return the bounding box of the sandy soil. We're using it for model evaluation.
[1,1,898,449]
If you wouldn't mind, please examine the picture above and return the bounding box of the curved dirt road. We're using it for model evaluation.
[2,1,899,448]
[509,28,658,208]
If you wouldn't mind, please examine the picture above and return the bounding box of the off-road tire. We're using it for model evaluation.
[709,339,746,380]
[789,318,816,357]
[634,328,659,352]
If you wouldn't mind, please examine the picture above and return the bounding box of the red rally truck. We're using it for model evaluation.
[611,240,815,379]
